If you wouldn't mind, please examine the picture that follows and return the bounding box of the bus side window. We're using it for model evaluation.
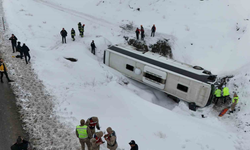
[177,84,188,92]
[126,64,134,71]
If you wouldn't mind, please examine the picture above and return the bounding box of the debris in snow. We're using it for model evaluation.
[64,57,78,62]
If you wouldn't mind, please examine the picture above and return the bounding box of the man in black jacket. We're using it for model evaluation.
[22,43,31,64]
[91,40,96,55]
[16,41,23,59]
[9,34,18,53]
[129,140,138,150]
[60,28,67,44]
[11,136,30,150]
[0,58,13,83]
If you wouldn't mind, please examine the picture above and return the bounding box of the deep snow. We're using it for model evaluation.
[1,0,250,149]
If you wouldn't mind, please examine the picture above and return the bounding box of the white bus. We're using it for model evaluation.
[103,45,217,110]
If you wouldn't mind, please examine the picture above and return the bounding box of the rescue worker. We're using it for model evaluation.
[91,40,96,55]
[135,28,140,40]
[86,116,100,136]
[11,136,30,150]
[104,127,118,150]
[16,41,23,59]
[76,119,92,150]
[90,131,104,150]
[0,58,13,83]
[60,28,67,44]
[151,24,156,37]
[80,26,84,38]
[9,34,18,53]
[71,28,76,41]
[82,24,85,37]
[222,86,230,103]
[214,87,221,105]
[22,43,31,64]
[129,140,139,150]
[230,93,239,113]
[140,25,145,40]
[78,22,82,35]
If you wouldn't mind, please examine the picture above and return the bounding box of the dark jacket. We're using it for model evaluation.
[16,43,22,53]
[135,29,140,35]
[91,42,96,49]
[9,36,18,44]
[151,26,156,32]
[71,29,75,36]
[78,23,82,30]
[60,30,67,37]
[131,144,139,150]
[11,140,29,150]
[141,27,144,35]
[22,44,30,55]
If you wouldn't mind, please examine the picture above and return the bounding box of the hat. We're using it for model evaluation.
[129,140,136,145]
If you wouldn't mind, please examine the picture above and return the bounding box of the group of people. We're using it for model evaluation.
[60,22,97,55]
[76,117,138,150]
[9,34,31,64]
[135,24,156,40]
[214,86,239,113]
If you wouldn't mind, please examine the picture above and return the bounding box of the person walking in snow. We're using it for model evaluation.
[135,28,140,40]
[86,116,101,137]
[16,41,23,59]
[104,127,118,150]
[9,34,18,53]
[214,87,222,105]
[71,28,76,41]
[82,24,85,37]
[91,40,96,55]
[76,119,92,150]
[222,86,230,103]
[22,43,31,64]
[230,93,239,113]
[78,22,82,35]
[60,28,68,44]
[140,25,145,40]
[151,24,156,37]
[90,131,105,150]
[11,136,30,150]
[0,58,13,83]
[129,140,139,150]
[80,26,84,38]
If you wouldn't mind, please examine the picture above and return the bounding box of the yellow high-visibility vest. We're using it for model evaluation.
[76,125,88,139]
[223,87,230,96]
[232,96,239,104]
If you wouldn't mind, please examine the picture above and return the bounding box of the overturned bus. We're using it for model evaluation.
[103,45,217,110]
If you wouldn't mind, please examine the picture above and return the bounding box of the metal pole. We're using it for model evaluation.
[2,17,5,31]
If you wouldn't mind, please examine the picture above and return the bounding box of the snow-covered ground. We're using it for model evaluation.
[1,0,250,149]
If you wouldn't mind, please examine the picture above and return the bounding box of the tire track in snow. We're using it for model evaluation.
[33,0,118,28]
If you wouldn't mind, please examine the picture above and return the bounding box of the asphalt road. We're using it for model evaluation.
[0,79,27,149]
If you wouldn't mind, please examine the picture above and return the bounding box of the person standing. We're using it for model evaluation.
[60,28,67,44]
[90,131,104,150]
[214,87,221,105]
[82,24,85,37]
[230,93,239,113]
[140,25,145,40]
[78,22,82,35]
[0,58,13,83]
[80,26,84,38]
[9,34,18,53]
[91,40,96,55]
[151,24,156,37]
[76,119,92,150]
[129,140,138,150]
[71,28,76,41]
[222,86,230,103]
[22,43,31,64]
[86,116,100,137]
[104,127,118,150]
[16,41,23,59]
[11,136,30,150]
[135,28,140,40]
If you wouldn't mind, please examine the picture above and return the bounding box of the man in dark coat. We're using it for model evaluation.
[16,41,23,59]
[22,43,31,64]
[0,58,13,83]
[91,40,96,55]
[11,136,30,150]
[9,34,18,53]
[60,28,67,44]
[129,140,138,150]
[140,25,145,40]
[151,24,156,37]
[71,28,75,41]
[135,28,140,40]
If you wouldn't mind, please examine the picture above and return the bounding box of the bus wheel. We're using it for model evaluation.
[189,102,197,111]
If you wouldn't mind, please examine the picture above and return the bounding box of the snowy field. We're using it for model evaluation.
[1,0,250,149]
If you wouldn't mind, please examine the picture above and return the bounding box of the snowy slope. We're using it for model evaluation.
[2,0,250,149]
